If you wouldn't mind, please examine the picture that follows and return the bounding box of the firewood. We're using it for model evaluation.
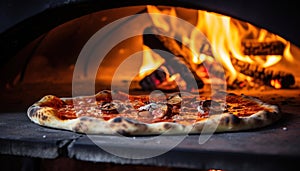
[139,68,167,90]
[242,40,285,56]
[231,58,295,88]
[142,26,204,90]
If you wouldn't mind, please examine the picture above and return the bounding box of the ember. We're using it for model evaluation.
[231,58,295,89]
[141,26,204,91]
[271,79,282,89]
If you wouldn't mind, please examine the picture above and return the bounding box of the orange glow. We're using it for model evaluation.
[192,53,207,64]
[284,42,295,63]
[139,45,165,78]
[195,11,240,81]
[193,10,292,78]
[139,45,188,90]
[142,5,296,89]
[146,6,176,32]
[262,55,282,68]
[271,79,282,89]
[158,73,187,90]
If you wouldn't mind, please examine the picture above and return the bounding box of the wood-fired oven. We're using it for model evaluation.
[0,1,299,171]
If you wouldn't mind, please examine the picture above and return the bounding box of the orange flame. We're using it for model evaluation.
[271,79,282,89]
[193,10,291,79]
[139,45,165,78]
[141,5,296,88]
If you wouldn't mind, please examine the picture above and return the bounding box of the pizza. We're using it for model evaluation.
[27,90,281,135]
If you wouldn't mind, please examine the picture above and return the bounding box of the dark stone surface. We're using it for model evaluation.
[68,112,300,171]
[0,112,81,158]
[0,109,299,171]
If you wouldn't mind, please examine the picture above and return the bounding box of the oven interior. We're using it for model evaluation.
[1,4,300,111]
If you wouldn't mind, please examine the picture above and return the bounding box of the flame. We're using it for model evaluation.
[141,5,297,89]
[147,5,195,45]
[139,45,188,90]
[193,11,293,78]
[194,11,239,81]
[146,6,176,32]
[271,79,282,89]
[192,53,207,64]
[139,45,165,78]
[262,55,282,68]
[284,42,294,63]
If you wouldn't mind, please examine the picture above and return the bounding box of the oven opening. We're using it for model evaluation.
[1,5,299,112]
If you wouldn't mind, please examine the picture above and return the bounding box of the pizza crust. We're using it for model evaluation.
[27,93,281,135]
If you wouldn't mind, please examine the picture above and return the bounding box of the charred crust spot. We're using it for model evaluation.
[122,124,128,129]
[41,115,48,121]
[194,124,204,131]
[80,117,88,121]
[224,117,230,125]
[256,114,262,118]
[73,124,81,132]
[37,113,42,119]
[163,123,172,130]
[73,122,87,132]
[124,118,135,124]
[265,112,270,119]
[230,115,241,125]
[113,117,122,123]
[28,107,40,117]
[135,123,147,132]
[253,118,263,125]
[116,129,130,136]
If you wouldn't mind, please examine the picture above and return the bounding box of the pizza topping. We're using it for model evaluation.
[131,99,147,109]
[101,102,119,110]
[169,105,181,114]
[57,106,77,120]
[201,100,220,110]
[95,90,112,102]
[37,95,66,108]
[99,102,121,114]
[225,95,269,116]
[149,92,167,103]
[138,103,156,111]
[190,100,200,108]
[198,100,227,115]
[167,94,182,106]
[138,103,169,119]
[197,106,205,115]
[152,104,168,119]
[138,111,152,118]
[27,90,281,135]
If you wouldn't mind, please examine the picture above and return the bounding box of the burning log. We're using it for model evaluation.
[242,40,285,56]
[139,68,167,90]
[140,26,204,90]
[231,58,295,89]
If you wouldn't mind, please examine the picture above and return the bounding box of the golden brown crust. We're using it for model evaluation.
[27,91,281,135]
